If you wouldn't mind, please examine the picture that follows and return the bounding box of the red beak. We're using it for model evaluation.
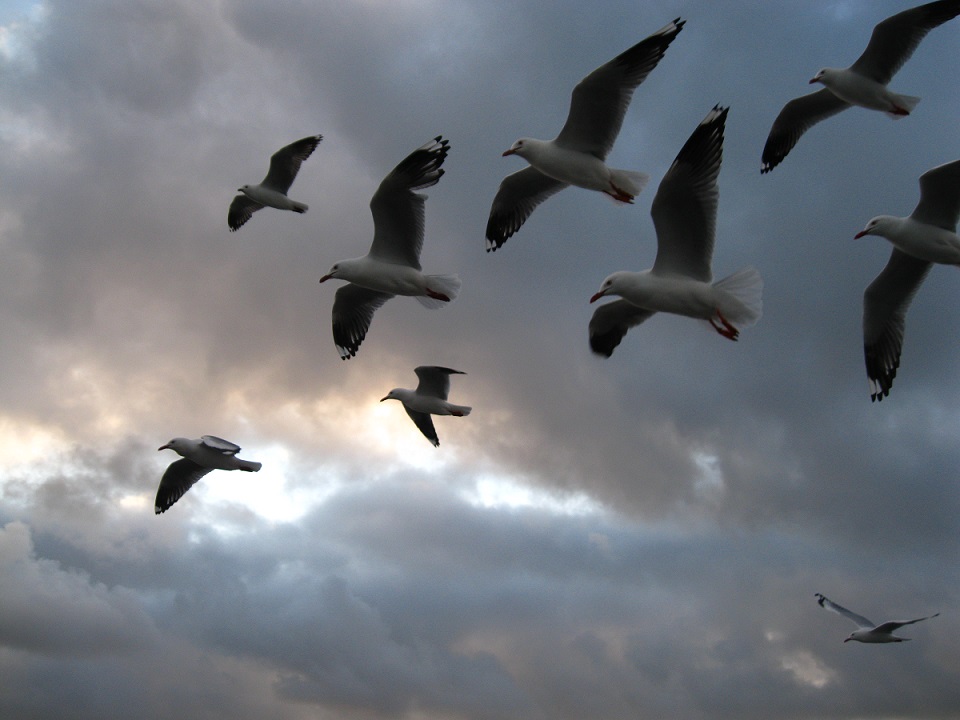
[502,148,516,157]
[589,291,605,304]
[854,230,868,239]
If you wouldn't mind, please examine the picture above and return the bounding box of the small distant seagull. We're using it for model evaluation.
[228,135,323,230]
[815,593,939,643]
[761,0,960,173]
[855,158,960,401]
[485,18,685,251]
[588,106,762,357]
[319,137,460,359]
[155,435,262,514]
[381,366,471,447]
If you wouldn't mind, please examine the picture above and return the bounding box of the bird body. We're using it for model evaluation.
[589,106,762,356]
[810,67,919,117]
[858,158,960,400]
[228,134,322,230]
[155,435,261,514]
[381,366,471,447]
[503,138,647,201]
[485,18,684,250]
[319,137,459,359]
[815,593,939,643]
[856,215,960,265]
[319,256,460,305]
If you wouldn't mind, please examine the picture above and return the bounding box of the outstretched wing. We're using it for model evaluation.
[414,366,465,400]
[874,612,940,634]
[200,435,241,454]
[404,407,440,447]
[331,284,393,360]
[485,167,568,251]
[815,593,875,629]
[155,459,213,514]
[228,194,264,231]
[761,89,850,173]
[369,136,449,268]
[588,300,656,358]
[261,135,323,193]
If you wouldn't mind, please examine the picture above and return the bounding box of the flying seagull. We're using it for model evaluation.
[155,435,262,514]
[815,593,939,643]
[855,158,960,401]
[319,137,460,359]
[381,366,472,447]
[589,106,762,357]
[228,134,323,230]
[761,0,960,173]
[485,18,685,251]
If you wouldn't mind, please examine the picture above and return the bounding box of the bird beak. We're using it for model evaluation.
[502,148,516,157]
[380,396,388,402]
[158,443,171,451]
[854,230,868,239]
[589,290,606,304]
[318,274,332,283]
[809,77,819,84]
[843,638,851,643]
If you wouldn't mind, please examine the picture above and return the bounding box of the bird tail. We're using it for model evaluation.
[417,274,461,309]
[712,266,763,327]
[450,405,472,417]
[886,94,920,119]
[292,201,308,214]
[239,460,262,472]
[607,169,650,203]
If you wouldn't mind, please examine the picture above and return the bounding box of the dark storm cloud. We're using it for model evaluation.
[1,0,959,718]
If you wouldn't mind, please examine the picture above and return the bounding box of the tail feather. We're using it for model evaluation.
[450,405,472,417]
[292,201,308,214]
[886,94,920,119]
[417,274,461,309]
[712,266,763,327]
[609,169,650,200]
[239,460,262,472]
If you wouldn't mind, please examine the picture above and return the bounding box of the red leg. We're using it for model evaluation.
[425,289,451,302]
[605,182,635,204]
[710,310,739,341]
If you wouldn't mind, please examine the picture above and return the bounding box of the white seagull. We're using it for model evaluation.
[155,435,262,514]
[485,18,685,251]
[761,0,960,173]
[319,136,460,359]
[855,158,960,401]
[815,593,939,643]
[228,135,323,230]
[381,366,472,447]
[589,106,762,357]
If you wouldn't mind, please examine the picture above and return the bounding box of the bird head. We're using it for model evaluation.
[809,69,828,84]
[590,273,621,303]
[319,263,341,283]
[380,389,401,403]
[854,216,890,239]
[158,437,188,454]
[502,138,528,158]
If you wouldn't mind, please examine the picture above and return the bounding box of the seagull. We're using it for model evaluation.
[228,135,323,230]
[319,136,460,359]
[485,18,685,251]
[815,593,939,643]
[381,366,472,447]
[855,158,960,401]
[155,435,262,514]
[589,106,762,357]
[761,0,960,173]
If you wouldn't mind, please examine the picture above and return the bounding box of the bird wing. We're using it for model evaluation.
[554,19,685,158]
[863,250,932,401]
[588,299,657,358]
[485,166,568,251]
[414,366,464,399]
[761,88,850,173]
[155,458,213,514]
[850,1,960,85]
[228,194,264,231]
[200,435,241,455]
[873,612,940,634]
[261,135,322,193]
[404,407,440,447]
[331,284,393,360]
[650,105,727,282]
[911,158,960,230]
[368,136,449,268]
[815,593,875,629]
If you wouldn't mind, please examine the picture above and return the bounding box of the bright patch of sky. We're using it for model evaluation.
[462,473,603,516]
[0,1,45,64]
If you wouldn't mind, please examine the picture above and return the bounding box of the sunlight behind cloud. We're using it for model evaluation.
[462,474,603,516]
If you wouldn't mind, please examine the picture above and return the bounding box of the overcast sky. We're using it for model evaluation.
[1,1,959,718]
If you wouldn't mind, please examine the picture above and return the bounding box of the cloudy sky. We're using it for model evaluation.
[1,1,959,718]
